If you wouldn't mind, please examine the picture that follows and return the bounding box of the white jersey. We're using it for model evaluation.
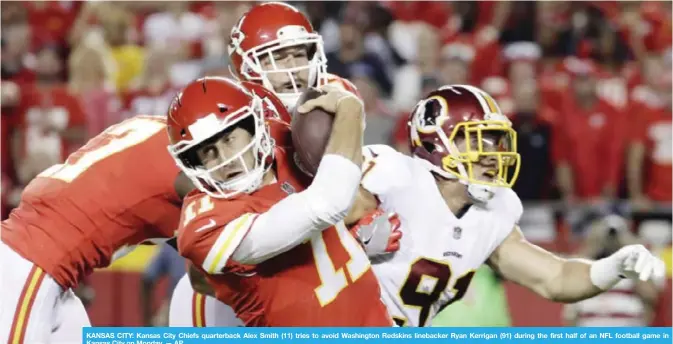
[361,145,523,327]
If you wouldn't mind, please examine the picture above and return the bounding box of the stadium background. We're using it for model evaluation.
[1,1,671,327]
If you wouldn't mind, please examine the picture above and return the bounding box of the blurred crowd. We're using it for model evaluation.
[1,1,671,218]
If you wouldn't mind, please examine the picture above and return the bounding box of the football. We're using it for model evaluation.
[291,87,333,177]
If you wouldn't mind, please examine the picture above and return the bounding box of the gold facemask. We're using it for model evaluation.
[441,120,521,188]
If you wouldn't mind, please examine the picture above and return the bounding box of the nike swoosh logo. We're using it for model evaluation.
[195,219,217,233]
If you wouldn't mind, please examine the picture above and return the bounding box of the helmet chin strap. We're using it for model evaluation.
[276,92,301,110]
[466,184,495,203]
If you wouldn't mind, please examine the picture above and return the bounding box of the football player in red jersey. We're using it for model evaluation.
[228,2,359,108]
[167,77,392,326]
[0,114,195,343]
[168,2,397,327]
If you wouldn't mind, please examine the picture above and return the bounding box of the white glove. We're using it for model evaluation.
[590,244,666,290]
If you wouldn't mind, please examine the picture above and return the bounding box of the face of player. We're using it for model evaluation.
[259,45,310,94]
[454,131,507,184]
[195,127,256,183]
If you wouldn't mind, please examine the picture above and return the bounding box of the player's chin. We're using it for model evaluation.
[209,169,243,184]
[223,171,244,181]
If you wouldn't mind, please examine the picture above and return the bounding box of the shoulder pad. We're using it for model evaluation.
[490,188,523,226]
[361,145,412,196]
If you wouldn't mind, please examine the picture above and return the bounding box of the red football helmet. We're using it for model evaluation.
[228,2,328,108]
[408,85,521,202]
[240,81,293,123]
[167,77,283,198]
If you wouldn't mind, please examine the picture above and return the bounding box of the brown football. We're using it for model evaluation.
[291,87,333,177]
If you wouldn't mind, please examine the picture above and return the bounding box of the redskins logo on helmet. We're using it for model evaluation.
[408,85,521,202]
[228,2,328,109]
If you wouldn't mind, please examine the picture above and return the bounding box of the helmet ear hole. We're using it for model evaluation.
[422,141,436,154]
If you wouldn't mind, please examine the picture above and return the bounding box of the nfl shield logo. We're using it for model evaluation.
[453,226,462,240]
[281,182,296,195]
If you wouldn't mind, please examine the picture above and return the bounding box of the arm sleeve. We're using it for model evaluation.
[179,154,363,273]
[177,202,260,275]
[233,154,362,265]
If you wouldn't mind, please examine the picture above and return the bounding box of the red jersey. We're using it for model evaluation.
[178,148,391,327]
[1,115,183,289]
[323,73,361,99]
[631,104,672,201]
[552,97,626,199]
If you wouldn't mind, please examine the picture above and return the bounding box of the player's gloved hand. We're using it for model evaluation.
[297,84,362,116]
[350,209,402,257]
[590,244,666,290]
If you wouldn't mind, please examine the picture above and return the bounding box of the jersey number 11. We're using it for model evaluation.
[311,222,371,307]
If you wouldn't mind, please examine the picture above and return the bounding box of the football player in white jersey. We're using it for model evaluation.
[349,84,666,327]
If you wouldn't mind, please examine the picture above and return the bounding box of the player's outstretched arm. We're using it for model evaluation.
[345,187,378,225]
[487,226,666,303]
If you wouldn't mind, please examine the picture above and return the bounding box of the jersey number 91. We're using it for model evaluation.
[396,258,475,327]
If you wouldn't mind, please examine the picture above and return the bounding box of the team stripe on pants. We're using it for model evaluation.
[8,265,46,344]
[192,292,206,327]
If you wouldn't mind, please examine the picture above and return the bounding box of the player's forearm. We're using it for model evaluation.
[548,249,645,303]
[543,258,604,303]
[323,97,364,167]
[344,187,378,226]
[232,155,361,265]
